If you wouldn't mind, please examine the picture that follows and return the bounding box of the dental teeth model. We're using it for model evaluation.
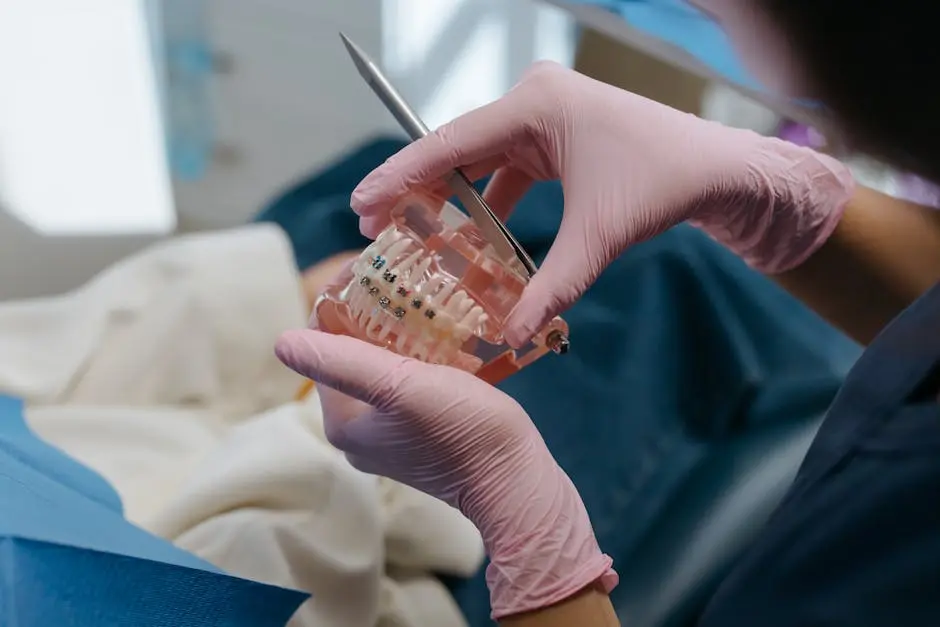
[313,192,569,384]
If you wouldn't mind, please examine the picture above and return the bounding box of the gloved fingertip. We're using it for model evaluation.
[360,214,391,239]
[350,185,380,215]
[503,309,542,350]
[274,330,302,372]
[275,329,321,377]
[350,166,394,211]
[504,276,570,348]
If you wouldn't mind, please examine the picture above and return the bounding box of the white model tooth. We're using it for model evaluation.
[348,300,361,323]
[365,233,394,264]
[460,305,485,328]
[413,336,428,360]
[434,283,455,309]
[369,303,387,329]
[420,283,437,307]
[363,306,382,334]
[357,289,373,312]
[409,330,429,360]
[396,330,409,353]
[372,318,388,341]
[376,323,393,342]
[364,316,380,340]
[441,290,469,317]
[353,293,372,323]
[353,263,369,282]
[421,345,434,362]
[385,238,411,264]
[386,256,420,298]
[396,249,423,275]
[410,326,433,361]
[347,288,362,318]
[350,288,366,311]
[359,243,379,263]
[354,305,368,325]
[375,314,390,339]
[346,239,500,369]
[376,229,402,253]
[456,296,475,317]
[440,290,460,311]
[412,256,433,282]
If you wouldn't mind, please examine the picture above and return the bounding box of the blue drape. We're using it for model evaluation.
[0,394,307,625]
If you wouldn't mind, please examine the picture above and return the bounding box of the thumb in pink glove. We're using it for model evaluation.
[275,329,617,619]
[349,61,855,348]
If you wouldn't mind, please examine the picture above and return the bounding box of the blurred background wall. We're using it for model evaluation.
[0,0,911,300]
[0,0,575,299]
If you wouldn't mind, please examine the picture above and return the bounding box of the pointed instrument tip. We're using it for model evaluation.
[338,31,372,78]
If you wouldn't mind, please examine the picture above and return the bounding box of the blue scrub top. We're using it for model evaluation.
[700,282,940,624]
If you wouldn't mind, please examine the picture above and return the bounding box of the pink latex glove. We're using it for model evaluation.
[350,61,855,348]
[275,329,618,619]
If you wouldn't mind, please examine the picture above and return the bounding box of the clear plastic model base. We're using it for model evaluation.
[314,192,569,384]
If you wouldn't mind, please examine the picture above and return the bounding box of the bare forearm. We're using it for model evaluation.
[776,186,940,345]
[499,586,620,627]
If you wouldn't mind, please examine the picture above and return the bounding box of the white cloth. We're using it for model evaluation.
[0,224,484,627]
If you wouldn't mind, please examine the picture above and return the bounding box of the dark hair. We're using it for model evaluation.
[759,0,940,182]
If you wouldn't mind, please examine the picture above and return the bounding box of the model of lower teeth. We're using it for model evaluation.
[314,192,569,384]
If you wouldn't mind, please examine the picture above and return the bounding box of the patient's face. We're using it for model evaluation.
[687,0,807,97]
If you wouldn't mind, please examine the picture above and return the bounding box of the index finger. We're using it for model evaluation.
[350,94,531,216]
[276,329,417,409]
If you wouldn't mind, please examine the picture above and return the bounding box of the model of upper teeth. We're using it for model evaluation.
[346,228,489,365]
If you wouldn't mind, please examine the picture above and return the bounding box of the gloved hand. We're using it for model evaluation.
[275,329,618,619]
[349,61,855,347]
